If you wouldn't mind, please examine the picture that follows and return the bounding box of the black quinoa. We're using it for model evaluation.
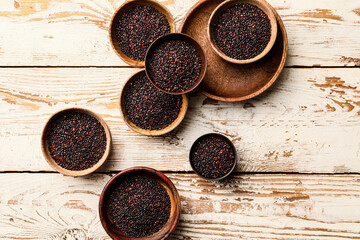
[124,74,182,130]
[115,5,171,61]
[213,3,271,60]
[107,174,171,238]
[48,112,106,171]
[191,134,236,179]
[147,39,201,93]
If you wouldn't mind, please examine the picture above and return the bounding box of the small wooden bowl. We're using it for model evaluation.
[208,0,278,64]
[99,167,181,240]
[120,70,188,136]
[41,108,112,177]
[189,133,237,181]
[109,0,176,67]
[145,33,207,95]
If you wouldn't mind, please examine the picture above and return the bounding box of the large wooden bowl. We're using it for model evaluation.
[208,0,278,64]
[109,0,176,67]
[180,0,288,102]
[99,167,181,240]
[41,108,112,177]
[145,33,207,95]
[120,70,188,136]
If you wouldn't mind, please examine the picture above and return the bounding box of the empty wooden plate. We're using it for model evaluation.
[109,0,176,67]
[208,0,278,64]
[41,108,112,177]
[99,167,181,240]
[180,0,288,102]
[120,70,188,136]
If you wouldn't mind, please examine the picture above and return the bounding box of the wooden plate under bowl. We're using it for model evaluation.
[208,0,278,64]
[109,0,176,67]
[99,167,181,240]
[41,108,112,177]
[180,0,288,102]
[120,70,188,136]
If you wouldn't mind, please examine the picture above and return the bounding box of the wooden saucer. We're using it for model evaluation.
[180,0,288,102]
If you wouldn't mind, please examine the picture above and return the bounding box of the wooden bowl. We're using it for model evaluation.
[109,0,176,67]
[180,0,287,102]
[145,33,207,95]
[41,108,112,177]
[99,167,181,240]
[189,133,237,181]
[208,0,278,64]
[120,70,188,136]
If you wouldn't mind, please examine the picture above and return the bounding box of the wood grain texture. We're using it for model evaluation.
[0,0,359,66]
[1,173,360,239]
[0,68,359,173]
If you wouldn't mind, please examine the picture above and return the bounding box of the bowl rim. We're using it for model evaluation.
[119,69,189,136]
[145,32,207,95]
[40,107,112,177]
[109,0,176,67]
[189,133,237,181]
[99,167,181,240]
[208,0,278,64]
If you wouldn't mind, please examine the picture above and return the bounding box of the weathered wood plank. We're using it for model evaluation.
[0,0,359,66]
[1,173,360,239]
[0,68,359,173]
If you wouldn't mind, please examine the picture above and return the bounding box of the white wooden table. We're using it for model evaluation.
[1,0,360,239]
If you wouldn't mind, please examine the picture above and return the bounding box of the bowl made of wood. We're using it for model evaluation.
[109,0,176,67]
[180,0,287,102]
[99,167,181,240]
[41,108,112,177]
[145,33,207,95]
[208,0,278,64]
[189,133,237,181]
[120,70,188,136]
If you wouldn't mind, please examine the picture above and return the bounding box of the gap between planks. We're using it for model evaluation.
[1,171,360,176]
[0,66,358,68]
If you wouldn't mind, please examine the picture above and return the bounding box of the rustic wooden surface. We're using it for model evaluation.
[0,0,359,66]
[0,0,360,239]
[1,174,360,239]
[1,68,359,173]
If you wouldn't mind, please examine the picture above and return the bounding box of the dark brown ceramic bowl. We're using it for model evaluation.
[145,33,207,95]
[119,70,188,136]
[189,133,237,181]
[109,0,176,67]
[208,0,278,64]
[99,167,181,240]
[41,108,112,177]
